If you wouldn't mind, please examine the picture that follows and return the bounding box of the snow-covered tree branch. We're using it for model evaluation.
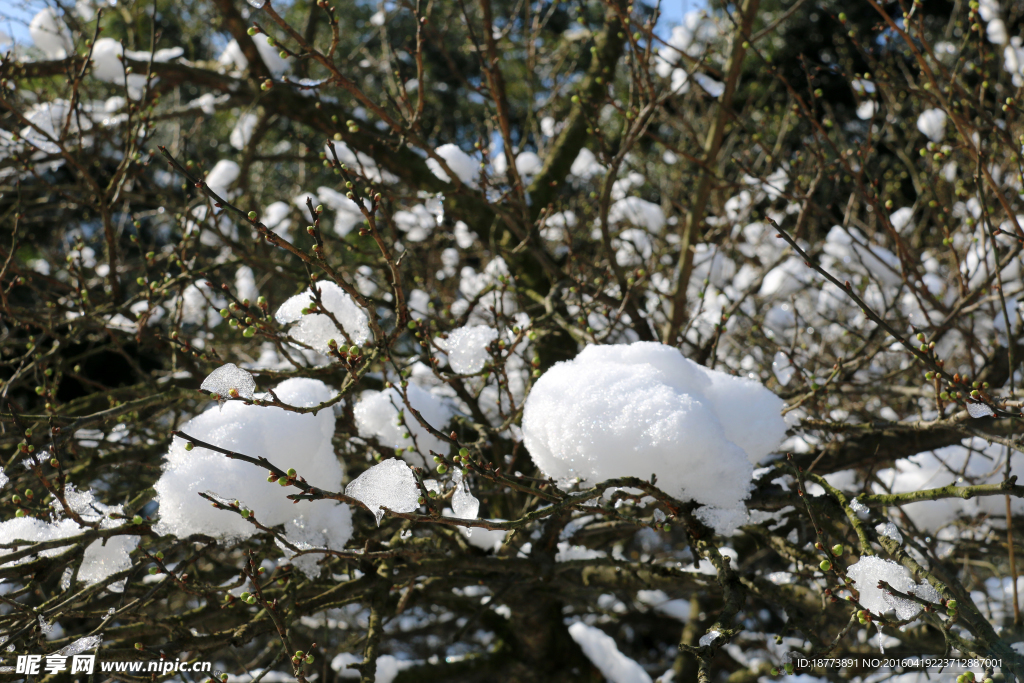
[2,0,1024,681]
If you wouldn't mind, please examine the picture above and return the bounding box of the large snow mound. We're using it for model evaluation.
[521,342,787,510]
[155,378,351,551]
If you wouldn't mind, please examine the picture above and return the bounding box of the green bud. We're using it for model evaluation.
[185,442,194,451]
[247,27,257,36]
[831,544,843,556]
[819,559,832,571]
[437,464,448,474]
[248,211,257,220]
[287,468,297,477]
[132,515,143,525]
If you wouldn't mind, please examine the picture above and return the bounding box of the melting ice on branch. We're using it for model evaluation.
[346,458,421,525]
[201,363,256,400]
[847,556,939,620]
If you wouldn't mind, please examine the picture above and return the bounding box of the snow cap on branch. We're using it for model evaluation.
[154,378,351,551]
[522,343,787,511]
[275,281,371,353]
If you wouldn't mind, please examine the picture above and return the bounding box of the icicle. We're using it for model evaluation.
[875,623,885,654]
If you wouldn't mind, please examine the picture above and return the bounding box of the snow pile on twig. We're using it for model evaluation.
[354,384,453,466]
[847,556,939,619]
[436,325,497,374]
[0,483,139,591]
[568,621,652,683]
[276,281,371,353]
[155,378,352,568]
[522,342,787,515]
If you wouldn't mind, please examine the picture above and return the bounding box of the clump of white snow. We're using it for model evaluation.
[78,534,137,589]
[427,144,478,187]
[354,385,453,466]
[568,622,653,683]
[229,112,258,150]
[522,343,787,512]
[875,522,904,545]
[609,197,665,232]
[0,484,139,590]
[454,512,506,551]
[332,653,414,682]
[346,459,420,525]
[437,325,497,374]
[30,8,74,59]
[89,39,183,99]
[275,281,371,353]
[201,363,257,400]
[0,518,84,567]
[917,108,947,142]
[698,630,721,647]
[154,378,352,558]
[204,159,240,197]
[847,556,940,619]
[218,33,291,77]
[967,401,996,418]
[637,590,690,621]
[279,502,353,579]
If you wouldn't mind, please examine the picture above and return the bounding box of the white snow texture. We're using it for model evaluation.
[568,621,653,683]
[426,144,479,187]
[438,325,497,374]
[354,384,453,465]
[275,281,371,353]
[0,484,138,590]
[847,556,940,619]
[522,342,787,511]
[155,378,352,562]
[201,363,257,400]
[346,458,420,525]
